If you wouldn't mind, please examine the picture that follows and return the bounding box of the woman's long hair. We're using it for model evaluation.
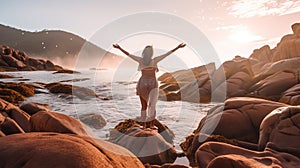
[142,45,153,65]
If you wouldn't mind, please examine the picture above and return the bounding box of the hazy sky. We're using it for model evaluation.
[1,0,300,64]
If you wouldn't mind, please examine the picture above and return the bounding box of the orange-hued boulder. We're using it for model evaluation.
[214,71,253,98]
[147,163,189,168]
[255,57,300,80]
[158,63,215,84]
[195,106,300,168]
[0,45,63,71]
[30,111,90,136]
[45,82,98,99]
[0,133,144,168]
[279,84,300,105]
[272,24,300,62]
[196,142,300,168]
[20,102,52,115]
[0,98,30,132]
[109,119,177,165]
[0,116,25,135]
[158,63,215,102]
[250,70,299,101]
[180,97,287,166]
[195,97,286,143]
[0,130,5,137]
[258,106,300,155]
[249,45,272,64]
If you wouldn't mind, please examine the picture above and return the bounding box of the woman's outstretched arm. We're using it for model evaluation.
[113,44,140,62]
[154,43,186,63]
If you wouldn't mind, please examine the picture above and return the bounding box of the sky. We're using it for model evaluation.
[1,0,300,67]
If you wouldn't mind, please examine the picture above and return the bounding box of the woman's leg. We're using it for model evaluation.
[139,96,148,128]
[148,88,159,128]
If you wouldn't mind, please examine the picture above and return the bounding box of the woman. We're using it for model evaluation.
[113,43,186,129]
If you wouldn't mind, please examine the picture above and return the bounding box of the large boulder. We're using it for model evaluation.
[0,98,30,132]
[249,45,272,64]
[0,88,25,104]
[1,55,26,68]
[0,116,25,135]
[258,106,300,156]
[195,142,300,168]
[279,84,300,105]
[158,63,215,84]
[30,111,90,136]
[0,133,144,168]
[0,45,63,71]
[249,70,299,101]
[195,105,300,168]
[196,97,286,142]
[180,97,287,166]
[109,119,177,165]
[45,82,98,99]
[0,82,35,97]
[255,57,300,80]
[158,63,215,102]
[20,102,52,115]
[79,113,107,129]
[272,25,300,62]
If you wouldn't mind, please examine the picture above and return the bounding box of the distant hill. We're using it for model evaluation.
[0,24,124,69]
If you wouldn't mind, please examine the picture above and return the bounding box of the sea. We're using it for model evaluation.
[1,69,216,166]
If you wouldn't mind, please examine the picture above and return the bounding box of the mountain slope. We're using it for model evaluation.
[0,24,123,68]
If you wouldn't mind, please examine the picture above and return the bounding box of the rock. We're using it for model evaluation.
[79,113,107,129]
[1,55,25,68]
[53,69,80,74]
[0,45,64,71]
[0,88,25,104]
[45,82,98,99]
[0,57,9,66]
[30,111,90,136]
[0,116,25,135]
[0,66,18,71]
[258,106,300,156]
[0,82,35,97]
[159,63,215,84]
[279,84,300,105]
[26,58,45,70]
[0,74,15,78]
[195,141,300,168]
[215,71,253,98]
[0,131,5,137]
[0,133,144,168]
[44,60,55,70]
[255,57,300,80]
[0,98,30,132]
[59,78,90,83]
[249,45,272,64]
[180,97,287,166]
[249,70,299,101]
[3,48,12,55]
[109,119,177,165]
[20,66,36,71]
[20,102,52,115]
[292,23,300,34]
[158,63,215,102]
[146,163,189,168]
[272,29,300,62]
[197,97,286,142]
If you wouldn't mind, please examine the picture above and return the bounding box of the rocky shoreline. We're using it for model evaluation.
[0,23,300,167]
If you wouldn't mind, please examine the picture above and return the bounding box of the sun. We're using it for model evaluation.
[230,27,263,43]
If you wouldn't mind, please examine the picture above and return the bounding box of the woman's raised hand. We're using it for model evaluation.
[178,43,186,48]
[113,44,121,49]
